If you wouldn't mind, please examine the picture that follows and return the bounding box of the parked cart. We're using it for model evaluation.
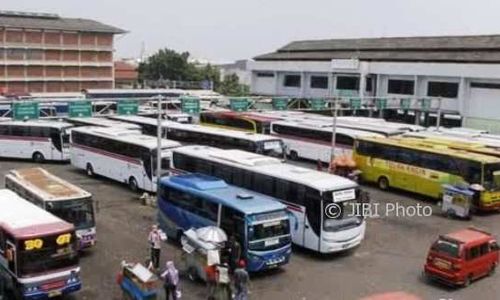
[117,261,159,300]
[440,184,474,219]
[179,226,227,282]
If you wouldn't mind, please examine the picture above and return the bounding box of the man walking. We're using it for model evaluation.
[233,260,249,300]
[148,224,162,270]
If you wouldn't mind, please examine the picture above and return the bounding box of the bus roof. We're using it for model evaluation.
[67,117,142,130]
[7,168,91,202]
[173,145,358,191]
[111,115,282,142]
[0,189,73,238]
[403,132,500,152]
[71,126,182,150]
[271,120,381,137]
[358,136,500,163]
[0,119,73,129]
[161,174,286,215]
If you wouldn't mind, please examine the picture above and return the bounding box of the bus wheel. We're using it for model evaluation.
[289,151,299,161]
[32,152,45,163]
[86,164,95,177]
[378,177,389,190]
[128,177,139,192]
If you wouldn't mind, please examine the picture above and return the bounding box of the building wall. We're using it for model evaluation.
[0,28,116,93]
[249,59,500,130]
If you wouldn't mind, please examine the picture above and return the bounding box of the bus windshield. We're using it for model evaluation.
[47,198,95,230]
[18,233,79,276]
[323,189,363,232]
[248,218,290,251]
[484,163,500,190]
[258,140,284,156]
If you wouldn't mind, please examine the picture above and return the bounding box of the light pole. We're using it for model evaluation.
[330,97,338,172]
[156,95,163,185]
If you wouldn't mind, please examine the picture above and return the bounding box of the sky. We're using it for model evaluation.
[4,0,500,63]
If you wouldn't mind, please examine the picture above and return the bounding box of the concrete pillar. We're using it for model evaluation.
[300,72,306,98]
[274,71,279,96]
[458,77,467,125]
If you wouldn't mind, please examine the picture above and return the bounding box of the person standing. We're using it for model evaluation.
[227,236,241,273]
[233,260,249,300]
[205,263,217,300]
[161,261,180,300]
[148,225,162,270]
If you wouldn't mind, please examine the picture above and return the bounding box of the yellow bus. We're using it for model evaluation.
[353,136,500,211]
[402,134,500,158]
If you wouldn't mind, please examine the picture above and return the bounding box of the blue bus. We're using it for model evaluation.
[157,174,292,272]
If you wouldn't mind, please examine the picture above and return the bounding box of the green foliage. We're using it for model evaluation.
[138,47,248,96]
[217,74,250,96]
[138,48,221,85]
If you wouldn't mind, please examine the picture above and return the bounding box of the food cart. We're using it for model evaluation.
[440,184,474,219]
[117,261,159,300]
[179,226,227,282]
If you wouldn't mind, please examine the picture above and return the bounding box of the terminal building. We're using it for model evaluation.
[250,35,500,132]
[0,10,125,94]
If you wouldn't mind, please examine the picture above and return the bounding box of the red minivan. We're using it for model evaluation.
[424,227,499,287]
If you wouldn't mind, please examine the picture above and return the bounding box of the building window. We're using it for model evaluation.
[256,72,274,78]
[310,76,328,89]
[470,82,500,89]
[427,81,459,98]
[365,77,373,92]
[283,75,301,88]
[388,79,414,95]
[336,76,359,90]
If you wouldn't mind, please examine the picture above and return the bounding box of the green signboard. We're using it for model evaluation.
[421,98,432,111]
[272,97,289,111]
[230,98,249,112]
[68,100,92,118]
[12,102,39,121]
[180,96,201,114]
[309,98,326,110]
[375,98,388,110]
[350,98,362,109]
[400,98,411,110]
[117,100,138,115]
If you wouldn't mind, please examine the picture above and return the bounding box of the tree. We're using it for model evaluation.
[138,48,221,88]
[216,74,250,96]
[138,48,193,81]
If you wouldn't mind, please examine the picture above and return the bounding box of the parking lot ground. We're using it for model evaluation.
[1,160,500,300]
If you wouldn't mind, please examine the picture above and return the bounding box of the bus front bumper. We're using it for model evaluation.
[23,281,81,300]
[320,224,365,253]
[247,245,292,272]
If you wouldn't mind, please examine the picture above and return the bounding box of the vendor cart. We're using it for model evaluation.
[117,261,159,300]
[441,184,474,219]
[179,226,227,282]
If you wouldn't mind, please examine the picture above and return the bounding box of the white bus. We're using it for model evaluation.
[70,127,181,192]
[66,117,142,132]
[109,115,285,157]
[270,120,381,162]
[170,145,366,253]
[0,120,73,162]
[5,168,97,250]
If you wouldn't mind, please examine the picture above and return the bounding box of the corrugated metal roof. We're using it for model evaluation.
[254,35,500,63]
[0,13,126,34]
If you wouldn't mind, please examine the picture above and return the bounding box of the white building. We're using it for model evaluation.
[249,35,500,132]
[218,60,252,86]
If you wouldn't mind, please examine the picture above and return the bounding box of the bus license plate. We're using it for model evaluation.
[265,239,279,247]
[48,290,62,298]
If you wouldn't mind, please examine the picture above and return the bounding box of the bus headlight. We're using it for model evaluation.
[25,286,39,293]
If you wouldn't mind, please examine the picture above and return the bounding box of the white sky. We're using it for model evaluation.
[3,0,500,62]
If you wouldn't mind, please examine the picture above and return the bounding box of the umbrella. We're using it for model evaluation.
[195,226,228,244]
